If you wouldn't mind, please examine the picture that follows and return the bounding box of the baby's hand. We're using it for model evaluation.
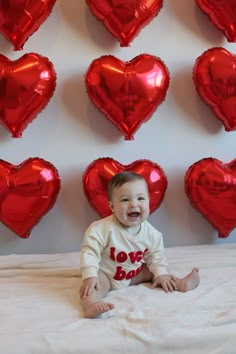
[79,277,99,298]
[151,274,177,293]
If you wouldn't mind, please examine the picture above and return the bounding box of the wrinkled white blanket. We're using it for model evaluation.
[0,244,236,354]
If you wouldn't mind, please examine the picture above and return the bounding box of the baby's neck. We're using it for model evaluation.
[113,215,142,235]
[125,224,141,236]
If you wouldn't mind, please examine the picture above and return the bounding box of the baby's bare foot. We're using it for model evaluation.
[83,301,114,319]
[177,267,200,293]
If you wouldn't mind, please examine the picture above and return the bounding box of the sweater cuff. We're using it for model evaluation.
[151,266,169,278]
[82,266,98,281]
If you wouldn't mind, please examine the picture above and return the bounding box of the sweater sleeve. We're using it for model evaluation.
[80,223,106,281]
[144,227,169,278]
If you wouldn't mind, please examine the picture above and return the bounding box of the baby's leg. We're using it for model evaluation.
[130,264,153,285]
[81,270,114,318]
[173,267,200,292]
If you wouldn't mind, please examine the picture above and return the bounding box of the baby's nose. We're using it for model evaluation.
[130,200,138,207]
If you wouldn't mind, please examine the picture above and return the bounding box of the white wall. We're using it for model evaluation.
[0,0,235,255]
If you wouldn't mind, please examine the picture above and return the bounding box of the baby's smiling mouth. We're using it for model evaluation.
[128,212,140,217]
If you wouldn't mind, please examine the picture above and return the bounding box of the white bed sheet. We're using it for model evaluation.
[0,243,236,354]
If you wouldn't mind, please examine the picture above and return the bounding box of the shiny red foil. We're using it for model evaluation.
[193,47,236,131]
[86,0,163,46]
[0,0,57,50]
[196,0,236,42]
[0,158,61,238]
[85,54,169,140]
[0,53,56,138]
[185,158,236,238]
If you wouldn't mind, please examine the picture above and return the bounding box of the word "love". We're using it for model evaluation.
[110,247,148,264]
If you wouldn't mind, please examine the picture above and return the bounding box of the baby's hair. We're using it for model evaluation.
[108,171,146,201]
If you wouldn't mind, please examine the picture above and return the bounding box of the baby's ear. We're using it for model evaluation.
[108,201,114,212]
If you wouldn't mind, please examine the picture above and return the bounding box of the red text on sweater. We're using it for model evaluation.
[109,247,148,264]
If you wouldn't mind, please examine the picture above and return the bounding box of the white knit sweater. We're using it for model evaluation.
[80,215,169,283]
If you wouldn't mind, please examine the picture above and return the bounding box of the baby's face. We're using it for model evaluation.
[109,179,150,230]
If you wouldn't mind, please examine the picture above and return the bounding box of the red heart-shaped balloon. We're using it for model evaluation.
[196,0,236,42]
[85,54,169,140]
[193,47,236,131]
[0,53,56,138]
[0,0,57,50]
[185,157,236,238]
[86,0,163,46]
[0,157,61,238]
[83,158,168,218]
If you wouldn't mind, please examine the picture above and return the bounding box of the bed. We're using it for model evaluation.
[0,243,235,354]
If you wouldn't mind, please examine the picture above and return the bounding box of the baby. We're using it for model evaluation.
[80,171,200,318]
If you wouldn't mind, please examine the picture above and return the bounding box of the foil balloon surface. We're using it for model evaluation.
[0,0,57,50]
[86,0,164,46]
[0,53,56,138]
[193,47,236,131]
[185,157,236,238]
[85,54,169,140]
[196,0,236,42]
[0,157,61,238]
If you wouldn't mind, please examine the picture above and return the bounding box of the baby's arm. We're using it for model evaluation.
[144,229,169,278]
[79,277,99,298]
[80,225,106,281]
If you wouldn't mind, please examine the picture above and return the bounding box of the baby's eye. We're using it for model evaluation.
[121,198,129,202]
[138,197,145,201]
